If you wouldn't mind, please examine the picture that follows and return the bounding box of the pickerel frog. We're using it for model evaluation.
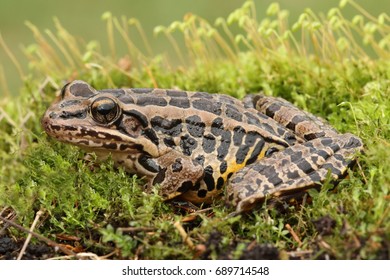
[42,81,363,213]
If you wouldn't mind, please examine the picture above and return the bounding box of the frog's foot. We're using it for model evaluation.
[226,133,363,213]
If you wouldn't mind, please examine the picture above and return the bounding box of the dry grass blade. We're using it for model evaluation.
[0,213,76,257]
[285,223,303,247]
[174,220,194,250]
[17,210,44,260]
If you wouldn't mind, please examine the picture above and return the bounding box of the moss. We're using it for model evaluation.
[0,0,389,259]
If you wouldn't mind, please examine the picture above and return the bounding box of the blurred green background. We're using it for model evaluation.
[0,0,389,95]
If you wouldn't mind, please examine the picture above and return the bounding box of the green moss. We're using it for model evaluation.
[0,0,389,259]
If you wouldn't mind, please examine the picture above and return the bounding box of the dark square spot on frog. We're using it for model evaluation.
[244,112,261,126]
[172,158,183,172]
[290,150,303,163]
[211,117,224,136]
[197,189,208,198]
[192,91,213,99]
[252,163,267,173]
[264,102,281,118]
[309,172,322,182]
[194,155,205,166]
[177,180,193,193]
[322,163,342,176]
[119,144,134,151]
[297,158,315,174]
[203,165,215,191]
[163,137,176,148]
[217,131,231,161]
[193,99,222,115]
[166,90,188,98]
[217,177,224,190]
[153,167,167,185]
[255,178,263,185]
[219,160,227,174]
[268,174,283,186]
[235,145,250,164]
[225,104,243,122]
[131,88,153,94]
[334,154,347,164]
[256,111,270,120]
[286,115,305,131]
[102,142,118,150]
[245,140,265,165]
[244,184,254,195]
[136,96,168,106]
[276,127,288,138]
[218,94,239,104]
[190,182,201,191]
[233,126,246,146]
[151,116,182,137]
[69,83,95,97]
[320,138,333,147]
[202,134,216,153]
[139,155,161,173]
[286,170,300,179]
[118,95,134,104]
[169,98,190,109]
[231,176,244,184]
[180,134,197,156]
[185,115,205,138]
[261,165,278,179]
[101,88,127,97]
[346,136,362,149]
[246,131,261,146]
[305,132,324,141]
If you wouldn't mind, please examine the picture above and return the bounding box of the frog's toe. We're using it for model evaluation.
[226,134,363,213]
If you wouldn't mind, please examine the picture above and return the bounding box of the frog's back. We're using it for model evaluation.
[104,87,298,147]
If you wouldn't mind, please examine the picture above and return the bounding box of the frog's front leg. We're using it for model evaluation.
[139,150,204,200]
[227,94,363,213]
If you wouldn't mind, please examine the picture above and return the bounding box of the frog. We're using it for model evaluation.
[41,80,363,213]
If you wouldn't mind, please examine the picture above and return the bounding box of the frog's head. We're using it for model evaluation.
[41,80,159,157]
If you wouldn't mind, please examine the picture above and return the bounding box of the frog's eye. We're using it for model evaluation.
[90,97,121,124]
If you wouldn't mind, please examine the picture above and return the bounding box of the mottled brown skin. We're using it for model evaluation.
[41,81,363,213]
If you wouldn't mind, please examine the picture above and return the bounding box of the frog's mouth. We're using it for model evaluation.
[41,116,144,153]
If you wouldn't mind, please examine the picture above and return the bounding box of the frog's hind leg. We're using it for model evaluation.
[244,94,339,140]
[226,133,363,213]
[231,94,363,213]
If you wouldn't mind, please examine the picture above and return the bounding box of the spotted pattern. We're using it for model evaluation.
[42,80,363,213]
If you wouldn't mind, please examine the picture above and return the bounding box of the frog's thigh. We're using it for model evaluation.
[226,134,363,213]
[147,150,204,200]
